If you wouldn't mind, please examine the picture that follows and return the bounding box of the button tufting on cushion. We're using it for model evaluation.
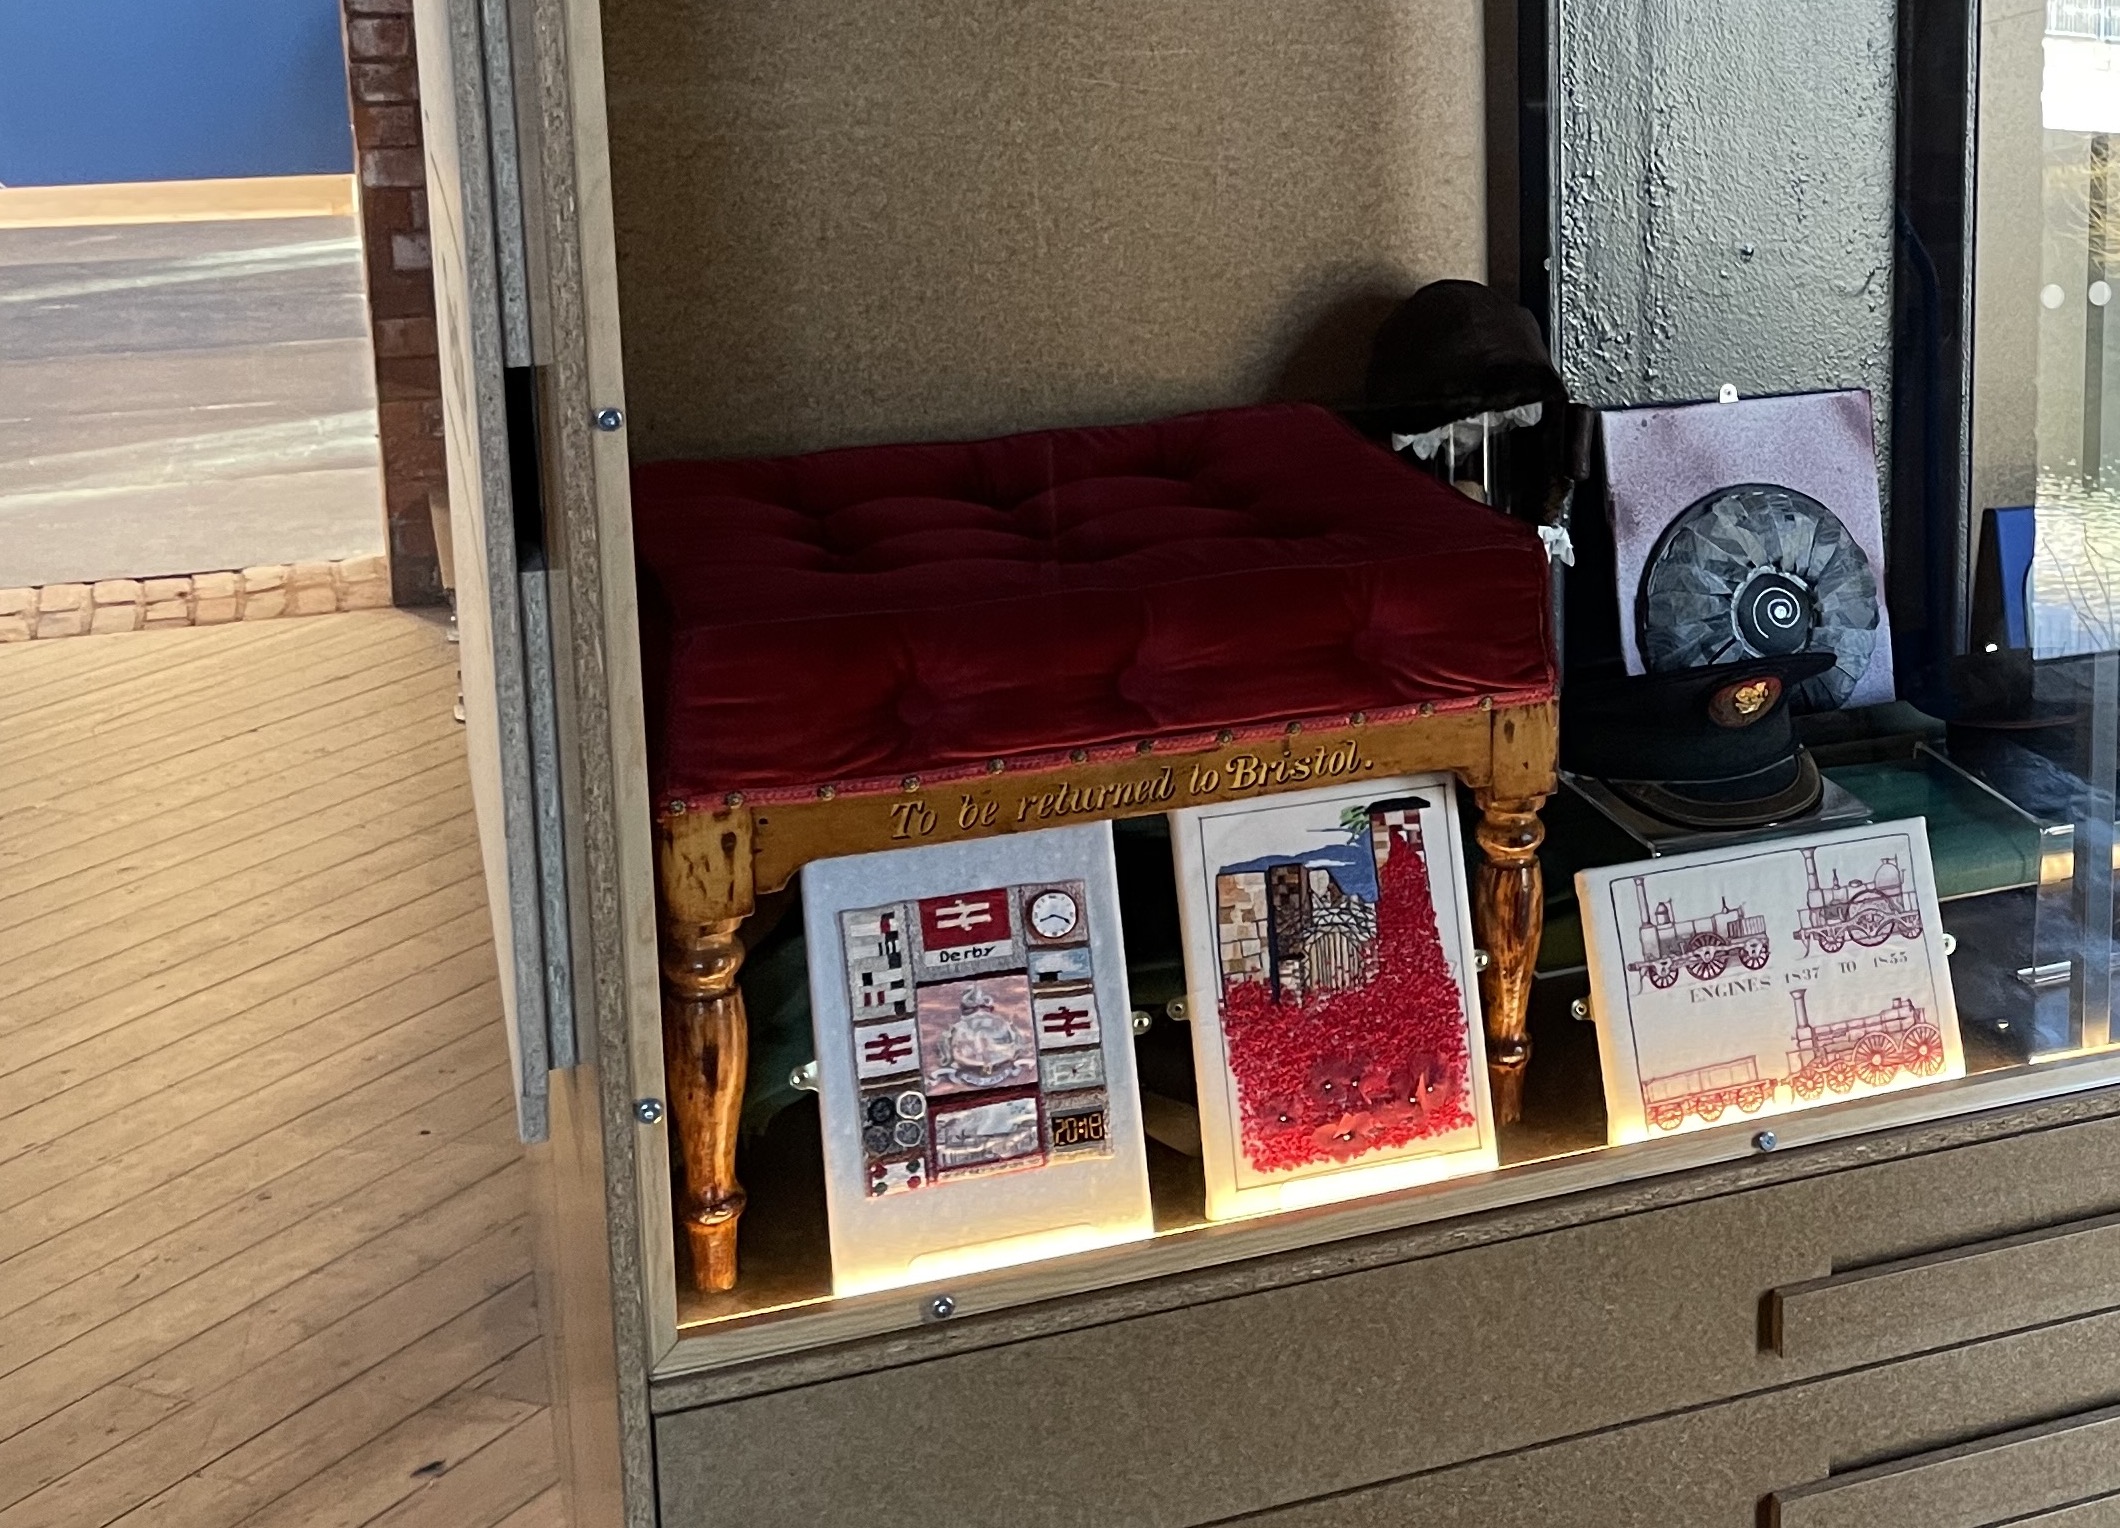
[633,403,1555,801]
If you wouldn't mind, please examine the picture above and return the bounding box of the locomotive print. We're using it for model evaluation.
[1639,990,1949,1132]
[1792,847,1922,955]
[1783,988,1947,1099]
[1640,1057,1776,1133]
[1583,823,1962,1144]
[1622,875,1771,990]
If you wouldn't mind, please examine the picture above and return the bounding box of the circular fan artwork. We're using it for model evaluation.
[1639,483,1880,709]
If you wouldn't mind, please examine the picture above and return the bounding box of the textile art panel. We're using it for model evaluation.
[840,880,1113,1198]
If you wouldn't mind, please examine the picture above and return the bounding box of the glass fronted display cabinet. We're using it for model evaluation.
[413,0,2120,1520]
[587,0,2120,1372]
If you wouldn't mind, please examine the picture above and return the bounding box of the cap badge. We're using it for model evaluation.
[1710,676,1782,729]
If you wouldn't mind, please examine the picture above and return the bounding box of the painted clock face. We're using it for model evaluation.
[1028,889,1080,940]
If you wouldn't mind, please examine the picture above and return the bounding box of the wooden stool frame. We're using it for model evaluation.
[655,698,1557,1292]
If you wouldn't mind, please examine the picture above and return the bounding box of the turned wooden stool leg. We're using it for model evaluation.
[656,805,755,1293]
[1475,792,1547,1126]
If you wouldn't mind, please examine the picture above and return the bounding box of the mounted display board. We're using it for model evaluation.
[1579,820,1964,1142]
[1172,776,1497,1218]
[803,825,1154,1295]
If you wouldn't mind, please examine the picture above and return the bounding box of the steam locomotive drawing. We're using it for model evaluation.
[1623,877,1771,990]
[1783,988,1946,1099]
[1792,848,1922,954]
[1640,1057,1776,1133]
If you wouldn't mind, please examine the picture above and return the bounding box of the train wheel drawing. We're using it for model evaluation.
[1738,1084,1772,1114]
[1696,1097,1727,1123]
[1825,1059,1857,1094]
[1790,1068,1827,1101]
[1895,913,1923,940]
[1853,1033,1897,1087]
[1649,1104,1685,1132]
[1814,929,1845,954]
[1738,939,1771,971]
[1904,1025,1946,1076]
[1646,961,1681,990]
[1849,909,1895,948]
[1683,934,1729,981]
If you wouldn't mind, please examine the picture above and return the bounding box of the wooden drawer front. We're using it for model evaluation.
[1252,1307,2120,1528]
[657,1113,2120,1528]
[1770,1211,2120,1367]
[1769,1405,2120,1527]
[2017,1499,2120,1526]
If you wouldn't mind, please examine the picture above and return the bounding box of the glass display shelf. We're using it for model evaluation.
[660,715,2120,1374]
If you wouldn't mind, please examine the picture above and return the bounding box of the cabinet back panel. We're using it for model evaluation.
[597,0,1487,460]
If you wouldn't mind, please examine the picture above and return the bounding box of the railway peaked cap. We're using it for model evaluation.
[1562,652,1836,830]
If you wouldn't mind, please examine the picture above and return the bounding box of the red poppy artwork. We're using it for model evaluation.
[1218,819,1475,1172]
[1174,777,1497,1219]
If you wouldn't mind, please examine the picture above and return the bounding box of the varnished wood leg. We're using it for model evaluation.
[1474,793,1546,1126]
[656,805,755,1293]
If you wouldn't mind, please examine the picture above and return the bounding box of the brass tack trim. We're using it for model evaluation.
[1216,728,1236,744]
[816,784,836,801]
[986,759,1006,774]
[1419,702,1436,717]
[1136,740,1156,755]
[1479,695,1494,712]
[723,792,745,807]
[667,799,687,815]
[902,775,922,792]
[1070,748,1089,763]
[1350,711,1367,726]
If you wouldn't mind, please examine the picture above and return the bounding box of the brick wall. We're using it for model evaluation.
[343,0,446,606]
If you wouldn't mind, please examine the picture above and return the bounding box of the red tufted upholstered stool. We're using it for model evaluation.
[635,403,1559,1292]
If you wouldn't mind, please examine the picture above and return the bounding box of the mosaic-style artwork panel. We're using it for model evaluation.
[839,880,1111,1199]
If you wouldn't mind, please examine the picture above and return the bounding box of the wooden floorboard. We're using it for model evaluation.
[0,618,347,732]
[0,733,469,943]
[0,776,469,993]
[0,621,293,719]
[3,617,434,754]
[0,613,560,1528]
[0,616,353,735]
[0,619,433,791]
[0,673,459,901]
[0,630,447,804]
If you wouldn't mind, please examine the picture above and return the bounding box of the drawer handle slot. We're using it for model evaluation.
[1769,1404,2120,1527]
[1769,1211,2120,1366]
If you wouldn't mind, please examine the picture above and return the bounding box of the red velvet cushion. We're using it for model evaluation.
[634,404,1555,804]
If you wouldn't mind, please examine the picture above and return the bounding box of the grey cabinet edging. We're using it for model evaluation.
[651,1086,2120,1414]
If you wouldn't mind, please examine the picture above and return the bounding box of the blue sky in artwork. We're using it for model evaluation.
[1218,839,1379,904]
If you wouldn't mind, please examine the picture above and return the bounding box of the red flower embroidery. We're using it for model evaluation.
[1220,840,1475,1173]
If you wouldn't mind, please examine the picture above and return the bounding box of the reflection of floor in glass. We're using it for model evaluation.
[0,215,383,588]
[2026,470,2120,648]
[2029,474,2120,656]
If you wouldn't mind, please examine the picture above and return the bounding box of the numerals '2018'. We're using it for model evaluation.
[1052,1111,1107,1147]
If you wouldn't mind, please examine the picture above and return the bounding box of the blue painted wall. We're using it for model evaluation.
[0,0,355,187]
